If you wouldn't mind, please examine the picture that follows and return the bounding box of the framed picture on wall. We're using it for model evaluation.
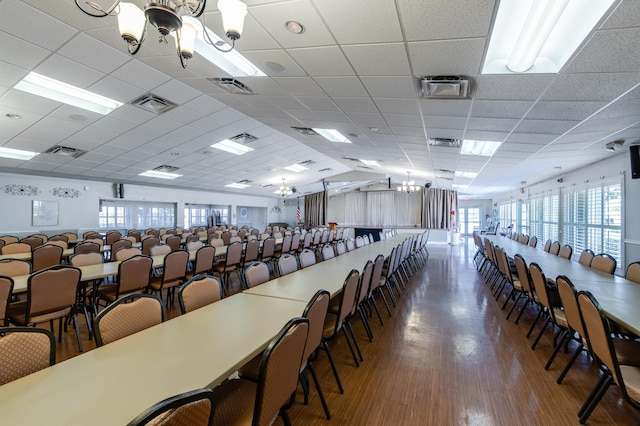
[240,207,248,219]
[33,200,59,226]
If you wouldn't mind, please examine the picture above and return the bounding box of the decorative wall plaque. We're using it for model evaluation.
[50,187,80,198]
[3,184,41,196]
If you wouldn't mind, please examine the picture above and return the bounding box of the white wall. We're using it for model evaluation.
[0,172,281,235]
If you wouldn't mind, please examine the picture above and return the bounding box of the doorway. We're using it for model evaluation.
[459,207,481,235]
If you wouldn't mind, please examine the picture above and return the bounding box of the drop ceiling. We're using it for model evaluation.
[0,0,639,198]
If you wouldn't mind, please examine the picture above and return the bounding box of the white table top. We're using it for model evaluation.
[244,234,414,301]
[484,235,640,335]
[0,293,307,426]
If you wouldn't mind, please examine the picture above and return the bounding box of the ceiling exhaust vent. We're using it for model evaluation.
[342,156,359,162]
[318,167,333,172]
[45,145,86,158]
[428,138,462,148]
[291,127,319,136]
[207,78,255,95]
[130,93,177,114]
[237,179,253,184]
[299,159,317,166]
[153,165,180,173]
[230,133,258,143]
[421,76,470,99]
[436,168,455,174]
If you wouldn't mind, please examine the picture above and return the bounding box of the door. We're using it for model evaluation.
[459,207,481,235]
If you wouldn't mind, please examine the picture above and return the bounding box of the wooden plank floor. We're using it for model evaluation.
[55,239,640,425]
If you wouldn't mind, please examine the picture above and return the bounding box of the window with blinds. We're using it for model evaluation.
[562,181,621,265]
[99,200,176,229]
[528,192,559,244]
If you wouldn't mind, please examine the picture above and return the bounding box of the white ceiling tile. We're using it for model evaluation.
[374,98,420,115]
[0,31,53,69]
[295,97,340,112]
[398,0,494,40]
[345,42,413,74]
[525,101,606,121]
[565,28,640,73]
[315,0,402,44]
[242,50,307,77]
[475,74,554,101]
[271,77,325,96]
[421,99,472,117]
[0,0,76,51]
[515,119,580,135]
[313,77,368,97]
[287,46,354,76]
[408,39,485,76]
[153,79,202,105]
[249,0,336,49]
[34,53,105,89]
[0,108,43,139]
[332,97,377,113]
[467,117,519,132]
[470,100,534,119]
[58,32,130,74]
[111,60,172,92]
[542,72,640,102]
[424,116,467,129]
[360,76,417,98]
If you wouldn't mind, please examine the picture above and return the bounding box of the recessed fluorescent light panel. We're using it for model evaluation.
[14,72,123,115]
[359,159,380,167]
[455,171,478,179]
[0,147,39,160]
[211,139,254,155]
[139,170,183,180]
[483,0,616,74]
[284,164,309,173]
[312,128,351,143]
[225,182,250,189]
[180,17,265,77]
[460,140,502,156]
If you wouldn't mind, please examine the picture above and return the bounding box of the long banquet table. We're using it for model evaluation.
[0,233,415,424]
[484,235,640,336]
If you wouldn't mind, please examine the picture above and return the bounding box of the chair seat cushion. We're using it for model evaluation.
[8,301,71,325]
[211,378,257,426]
[619,365,640,403]
[97,284,118,302]
[553,308,568,328]
[614,338,640,367]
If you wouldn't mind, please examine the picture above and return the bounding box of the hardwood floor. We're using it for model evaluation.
[55,239,640,425]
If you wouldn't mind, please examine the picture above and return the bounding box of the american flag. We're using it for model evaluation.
[296,204,301,223]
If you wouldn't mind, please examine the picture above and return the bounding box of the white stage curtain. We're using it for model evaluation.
[367,192,396,226]
[327,191,422,227]
[344,192,367,225]
[421,188,458,229]
[395,192,422,226]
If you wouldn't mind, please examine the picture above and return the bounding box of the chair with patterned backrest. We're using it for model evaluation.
[336,241,347,256]
[528,263,568,351]
[0,326,55,386]
[0,276,14,326]
[321,270,360,395]
[212,317,308,426]
[7,265,83,351]
[213,242,243,294]
[1,243,32,255]
[115,247,142,261]
[367,254,392,319]
[96,255,152,309]
[0,235,19,245]
[127,388,216,426]
[150,244,171,257]
[85,238,104,248]
[321,244,335,261]
[94,293,164,347]
[299,249,316,269]
[591,253,617,274]
[626,262,640,284]
[549,241,561,255]
[0,258,31,277]
[141,237,160,256]
[68,251,104,329]
[45,240,68,250]
[576,291,640,424]
[240,239,260,282]
[543,239,552,253]
[355,236,365,248]
[529,236,538,248]
[259,237,276,269]
[147,250,189,308]
[244,261,271,289]
[178,274,223,314]
[277,254,298,277]
[346,239,356,252]
[187,245,215,278]
[578,249,595,266]
[209,238,224,248]
[353,260,375,343]
[83,231,102,240]
[31,244,63,272]
[20,236,44,250]
[110,239,132,259]
[74,241,101,254]
[558,244,573,260]
[105,230,122,246]
[186,240,204,252]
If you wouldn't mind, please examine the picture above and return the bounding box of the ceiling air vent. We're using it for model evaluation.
[230,133,258,143]
[261,184,273,188]
[130,93,177,114]
[237,179,253,184]
[153,165,180,173]
[358,166,373,170]
[44,145,86,158]
[428,138,462,148]
[342,156,359,162]
[421,76,470,99]
[299,159,316,166]
[318,168,333,172]
[207,78,255,95]
[436,168,455,174]
[292,127,319,136]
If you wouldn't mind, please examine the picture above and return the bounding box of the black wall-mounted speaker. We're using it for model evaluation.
[388,177,391,189]
[114,183,124,198]
[631,145,640,179]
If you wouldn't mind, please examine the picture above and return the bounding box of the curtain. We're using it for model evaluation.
[366,192,396,226]
[421,188,458,229]
[304,191,327,227]
[395,192,422,227]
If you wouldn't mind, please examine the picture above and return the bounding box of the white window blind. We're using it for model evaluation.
[528,192,559,244]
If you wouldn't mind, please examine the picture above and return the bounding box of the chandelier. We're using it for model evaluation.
[397,171,420,193]
[74,0,248,68]
[277,179,293,197]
